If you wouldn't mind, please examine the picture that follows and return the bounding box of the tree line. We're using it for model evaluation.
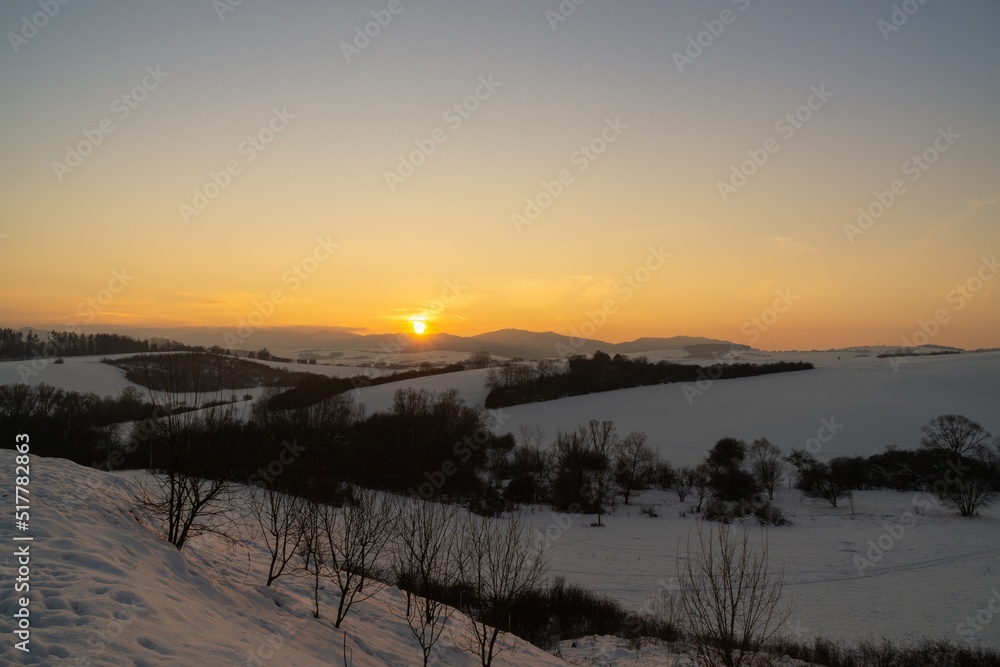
[484,350,813,408]
[0,328,192,361]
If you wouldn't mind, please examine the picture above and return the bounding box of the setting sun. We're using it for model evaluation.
[411,319,427,335]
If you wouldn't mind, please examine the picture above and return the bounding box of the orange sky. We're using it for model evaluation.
[2,2,998,351]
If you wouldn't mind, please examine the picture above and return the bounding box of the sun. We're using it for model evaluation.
[410,319,427,335]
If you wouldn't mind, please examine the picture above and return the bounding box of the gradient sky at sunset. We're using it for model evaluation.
[2,1,998,350]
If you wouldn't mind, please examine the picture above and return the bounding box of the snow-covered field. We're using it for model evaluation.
[348,350,1000,467]
[4,348,999,661]
[0,354,150,397]
[348,349,1000,650]
[530,488,1000,651]
[496,351,1000,467]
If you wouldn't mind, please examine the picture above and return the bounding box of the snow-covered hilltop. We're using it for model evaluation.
[0,454,573,666]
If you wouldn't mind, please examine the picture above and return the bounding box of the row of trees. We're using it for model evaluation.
[0,327,190,361]
[484,351,814,408]
[788,414,999,516]
[105,352,315,393]
[0,383,157,464]
[495,423,789,528]
[499,415,998,527]
[173,478,545,667]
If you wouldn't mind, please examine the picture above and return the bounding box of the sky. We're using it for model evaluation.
[1,0,998,351]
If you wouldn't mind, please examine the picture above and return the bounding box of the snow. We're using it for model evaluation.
[1,453,574,666]
[350,368,493,415]
[245,357,396,379]
[528,488,1000,651]
[4,349,1000,662]
[346,349,1000,651]
[498,351,1000,466]
[0,354,148,397]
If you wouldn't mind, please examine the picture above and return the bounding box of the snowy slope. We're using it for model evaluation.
[0,354,148,397]
[498,352,1000,466]
[350,368,494,415]
[0,453,573,667]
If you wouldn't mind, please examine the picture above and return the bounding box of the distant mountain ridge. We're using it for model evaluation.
[18,325,746,359]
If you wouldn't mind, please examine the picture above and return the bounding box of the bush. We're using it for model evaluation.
[507,577,680,650]
[703,498,744,523]
[754,502,790,527]
[703,498,789,527]
[769,636,1000,667]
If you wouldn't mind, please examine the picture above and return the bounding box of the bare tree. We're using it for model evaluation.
[136,447,232,550]
[457,512,547,666]
[246,483,305,586]
[465,351,493,370]
[583,419,619,526]
[679,522,791,667]
[485,361,536,392]
[690,464,711,513]
[297,498,329,619]
[921,414,991,458]
[394,500,461,667]
[615,431,655,505]
[939,478,996,517]
[921,415,996,517]
[518,424,546,450]
[675,466,692,503]
[133,353,236,550]
[748,438,785,501]
[784,447,812,489]
[322,487,396,628]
